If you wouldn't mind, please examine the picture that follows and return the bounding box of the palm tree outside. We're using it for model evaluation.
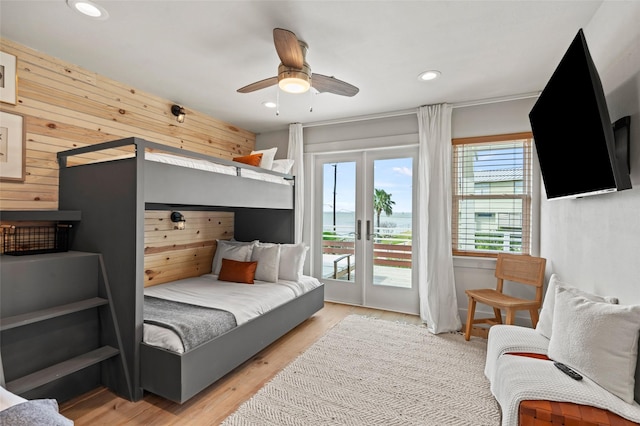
[373,188,395,229]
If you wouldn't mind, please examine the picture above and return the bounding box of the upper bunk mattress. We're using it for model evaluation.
[145,152,291,185]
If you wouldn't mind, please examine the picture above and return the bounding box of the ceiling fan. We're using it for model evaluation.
[237,28,359,97]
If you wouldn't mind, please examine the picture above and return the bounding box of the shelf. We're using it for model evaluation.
[5,346,120,395]
[0,210,82,222]
[0,297,108,331]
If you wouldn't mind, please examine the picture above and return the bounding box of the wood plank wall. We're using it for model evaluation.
[0,37,256,210]
[144,210,234,287]
[0,38,254,279]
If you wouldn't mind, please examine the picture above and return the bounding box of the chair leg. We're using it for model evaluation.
[529,309,540,328]
[465,297,476,341]
[493,308,503,324]
[505,309,516,325]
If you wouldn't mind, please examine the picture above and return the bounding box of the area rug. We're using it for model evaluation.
[221,314,501,425]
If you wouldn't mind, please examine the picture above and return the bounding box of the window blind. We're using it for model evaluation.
[452,134,533,256]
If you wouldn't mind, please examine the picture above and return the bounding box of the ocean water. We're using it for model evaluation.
[323,211,412,233]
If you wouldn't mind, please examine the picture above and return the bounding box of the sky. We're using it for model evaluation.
[323,157,413,214]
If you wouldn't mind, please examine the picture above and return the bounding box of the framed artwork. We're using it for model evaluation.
[0,51,17,105]
[0,111,26,182]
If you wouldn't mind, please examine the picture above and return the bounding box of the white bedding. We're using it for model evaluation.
[86,151,292,185]
[143,274,322,353]
[147,152,291,185]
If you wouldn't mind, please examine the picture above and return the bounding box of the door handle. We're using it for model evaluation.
[349,220,362,240]
[366,220,379,241]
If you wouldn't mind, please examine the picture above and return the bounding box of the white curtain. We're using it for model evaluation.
[416,104,461,334]
[288,123,304,243]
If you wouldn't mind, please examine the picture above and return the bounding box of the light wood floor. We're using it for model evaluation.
[59,302,422,425]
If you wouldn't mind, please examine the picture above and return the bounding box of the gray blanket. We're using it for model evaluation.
[0,399,73,426]
[144,296,237,352]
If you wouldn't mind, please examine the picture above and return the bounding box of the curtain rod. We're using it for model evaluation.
[301,91,540,129]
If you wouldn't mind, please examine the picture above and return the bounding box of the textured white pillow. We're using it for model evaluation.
[212,240,255,275]
[535,274,618,340]
[548,285,640,404]
[250,147,277,170]
[251,243,281,282]
[271,159,294,174]
[278,243,308,281]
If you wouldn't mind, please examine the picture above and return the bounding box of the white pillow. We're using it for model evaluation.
[271,159,294,174]
[535,274,618,340]
[212,240,255,275]
[278,243,308,281]
[251,243,281,282]
[548,285,640,404]
[250,147,277,170]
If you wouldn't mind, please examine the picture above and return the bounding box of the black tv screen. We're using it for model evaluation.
[529,28,631,200]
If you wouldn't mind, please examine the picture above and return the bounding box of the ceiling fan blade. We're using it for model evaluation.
[273,28,304,69]
[237,76,278,93]
[311,74,359,97]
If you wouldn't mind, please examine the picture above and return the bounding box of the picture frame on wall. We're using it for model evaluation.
[0,51,17,105]
[0,111,26,182]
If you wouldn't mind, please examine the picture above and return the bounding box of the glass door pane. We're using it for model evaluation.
[322,161,356,282]
[364,152,418,314]
[371,157,413,288]
[317,157,363,306]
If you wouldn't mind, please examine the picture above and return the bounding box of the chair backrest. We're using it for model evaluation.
[495,253,547,300]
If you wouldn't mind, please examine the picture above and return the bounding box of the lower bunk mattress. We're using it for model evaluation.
[143,274,322,353]
[140,274,324,403]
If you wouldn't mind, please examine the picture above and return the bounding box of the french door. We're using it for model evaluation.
[314,148,418,314]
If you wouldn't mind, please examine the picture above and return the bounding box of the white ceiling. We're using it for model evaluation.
[0,1,606,134]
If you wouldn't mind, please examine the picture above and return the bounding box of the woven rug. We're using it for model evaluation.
[221,314,501,425]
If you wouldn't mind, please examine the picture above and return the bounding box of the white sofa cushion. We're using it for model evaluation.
[535,274,618,340]
[548,285,640,404]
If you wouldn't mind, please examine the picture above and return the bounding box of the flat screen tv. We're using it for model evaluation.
[529,28,631,200]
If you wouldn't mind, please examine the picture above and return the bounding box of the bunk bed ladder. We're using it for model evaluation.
[0,252,129,399]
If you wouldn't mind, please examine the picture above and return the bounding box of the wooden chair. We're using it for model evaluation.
[464,253,546,341]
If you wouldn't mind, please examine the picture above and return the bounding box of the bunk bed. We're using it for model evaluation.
[57,137,325,403]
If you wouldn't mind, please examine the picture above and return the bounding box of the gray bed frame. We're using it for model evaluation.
[57,137,324,403]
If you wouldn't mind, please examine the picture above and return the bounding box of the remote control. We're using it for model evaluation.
[554,362,583,380]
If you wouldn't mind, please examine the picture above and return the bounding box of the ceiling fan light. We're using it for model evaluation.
[277,64,311,94]
[279,77,311,94]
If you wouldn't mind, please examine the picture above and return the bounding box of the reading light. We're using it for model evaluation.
[171,104,185,123]
[67,0,109,19]
[171,211,186,230]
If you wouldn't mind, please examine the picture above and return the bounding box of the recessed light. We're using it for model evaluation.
[418,70,441,81]
[67,0,109,20]
[262,101,277,109]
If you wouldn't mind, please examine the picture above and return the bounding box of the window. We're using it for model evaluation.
[452,133,533,257]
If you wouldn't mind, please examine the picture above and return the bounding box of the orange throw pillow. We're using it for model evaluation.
[218,258,258,284]
[233,153,263,167]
